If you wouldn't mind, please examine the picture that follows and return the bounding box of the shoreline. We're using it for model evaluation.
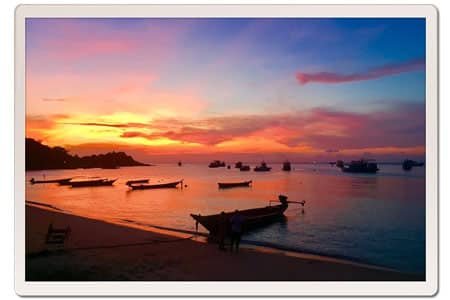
[116,216,402,274]
[26,204,423,281]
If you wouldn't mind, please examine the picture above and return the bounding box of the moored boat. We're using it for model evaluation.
[30,177,72,185]
[254,161,271,172]
[235,161,243,169]
[208,160,226,168]
[240,165,250,171]
[336,160,344,168]
[218,180,252,189]
[341,159,379,173]
[282,161,291,171]
[129,180,183,190]
[126,179,149,186]
[402,159,424,171]
[69,178,117,188]
[191,195,291,235]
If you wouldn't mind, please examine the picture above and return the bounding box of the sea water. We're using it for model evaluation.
[25,163,425,275]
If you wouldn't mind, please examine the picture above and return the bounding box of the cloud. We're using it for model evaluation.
[42,97,67,102]
[118,102,425,151]
[27,101,425,158]
[296,58,425,85]
[62,122,148,129]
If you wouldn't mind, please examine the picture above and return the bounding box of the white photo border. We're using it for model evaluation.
[14,4,439,296]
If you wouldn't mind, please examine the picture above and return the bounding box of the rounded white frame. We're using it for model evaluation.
[14,4,438,296]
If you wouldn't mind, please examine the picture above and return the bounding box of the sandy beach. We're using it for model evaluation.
[26,204,421,281]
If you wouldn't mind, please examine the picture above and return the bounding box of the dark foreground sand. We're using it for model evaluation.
[26,205,422,281]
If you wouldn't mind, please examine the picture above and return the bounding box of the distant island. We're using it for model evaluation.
[26,138,150,171]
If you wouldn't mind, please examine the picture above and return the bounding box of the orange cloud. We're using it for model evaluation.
[26,101,425,161]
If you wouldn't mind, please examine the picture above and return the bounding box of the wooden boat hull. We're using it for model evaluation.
[126,179,149,186]
[402,160,424,171]
[70,179,116,188]
[342,167,378,173]
[130,180,182,190]
[191,203,288,235]
[30,178,72,185]
[218,180,252,189]
[59,180,75,186]
[254,167,271,172]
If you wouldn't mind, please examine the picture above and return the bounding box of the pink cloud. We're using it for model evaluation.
[296,58,425,85]
[116,102,424,151]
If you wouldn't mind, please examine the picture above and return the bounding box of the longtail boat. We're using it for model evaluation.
[129,180,183,190]
[240,165,250,171]
[30,177,72,185]
[59,176,98,186]
[208,160,226,168]
[341,159,379,173]
[125,179,149,186]
[402,159,424,171]
[191,195,293,235]
[218,180,252,189]
[69,178,117,188]
[254,161,271,172]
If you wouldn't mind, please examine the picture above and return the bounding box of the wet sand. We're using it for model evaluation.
[26,205,421,281]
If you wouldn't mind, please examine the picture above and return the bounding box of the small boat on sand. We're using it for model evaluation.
[30,177,72,185]
[129,180,183,190]
[209,160,226,168]
[69,178,117,188]
[125,179,149,186]
[254,161,271,172]
[191,195,297,235]
[218,180,252,189]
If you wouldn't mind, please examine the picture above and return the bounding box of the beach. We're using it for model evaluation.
[26,204,420,281]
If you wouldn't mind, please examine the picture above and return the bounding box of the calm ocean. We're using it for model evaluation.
[26,163,425,275]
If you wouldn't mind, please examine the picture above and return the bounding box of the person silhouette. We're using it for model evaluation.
[230,210,245,252]
[217,211,228,250]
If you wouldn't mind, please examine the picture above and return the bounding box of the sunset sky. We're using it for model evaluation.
[26,18,425,163]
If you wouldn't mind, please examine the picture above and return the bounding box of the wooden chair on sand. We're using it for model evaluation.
[45,223,71,251]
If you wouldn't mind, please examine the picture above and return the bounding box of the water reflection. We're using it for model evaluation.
[26,163,425,274]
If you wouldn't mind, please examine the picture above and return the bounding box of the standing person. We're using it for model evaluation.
[217,211,228,250]
[230,210,245,252]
